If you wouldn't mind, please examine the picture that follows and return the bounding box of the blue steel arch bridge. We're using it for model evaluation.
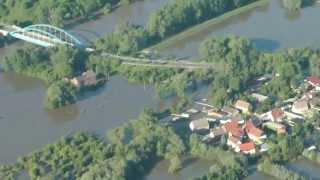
[0,23,215,70]
[0,24,86,48]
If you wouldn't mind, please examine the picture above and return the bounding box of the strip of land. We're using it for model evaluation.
[146,0,269,51]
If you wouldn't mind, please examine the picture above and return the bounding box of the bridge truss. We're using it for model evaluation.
[9,24,84,48]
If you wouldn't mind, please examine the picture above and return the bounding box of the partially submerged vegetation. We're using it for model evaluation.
[2,34,320,111]
[0,0,138,27]
[1,45,104,109]
[2,0,320,179]
[148,0,269,51]
[96,0,263,54]
[258,160,307,180]
[0,109,250,179]
[0,110,183,179]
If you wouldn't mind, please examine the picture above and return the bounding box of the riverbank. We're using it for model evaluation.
[147,0,269,51]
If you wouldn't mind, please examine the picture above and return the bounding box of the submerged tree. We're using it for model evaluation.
[283,0,302,11]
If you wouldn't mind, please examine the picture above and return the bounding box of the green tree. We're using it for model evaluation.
[283,0,302,11]
[45,81,78,109]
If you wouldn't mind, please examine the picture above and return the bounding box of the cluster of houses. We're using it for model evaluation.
[64,70,97,88]
[175,75,320,155]
[188,100,267,155]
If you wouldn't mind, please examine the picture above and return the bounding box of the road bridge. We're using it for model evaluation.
[0,24,84,48]
[0,23,215,70]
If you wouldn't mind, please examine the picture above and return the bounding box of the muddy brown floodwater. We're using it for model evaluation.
[1,0,320,179]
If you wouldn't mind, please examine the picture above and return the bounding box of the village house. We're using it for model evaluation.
[306,76,320,91]
[292,99,310,115]
[243,121,266,142]
[189,118,210,132]
[234,100,251,114]
[302,91,316,101]
[221,106,239,116]
[209,127,226,138]
[227,136,241,151]
[230,116,245,124]
[223,120,244,138]
[70,70,97,88]
[239,141,256,154]
[271,108,285,122]
[207,110,225,119]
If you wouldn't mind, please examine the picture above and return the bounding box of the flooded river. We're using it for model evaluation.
[160,0,320,58]
[0,0,171,164]
[1,0,320,179]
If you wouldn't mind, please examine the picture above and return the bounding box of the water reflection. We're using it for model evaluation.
[46,104,80,126]
[160,0,320,58]
[287,158,320,179]
[252,38,280,51]
[145,158,213,180]
[1,72,45,93]
[70,0,172,42]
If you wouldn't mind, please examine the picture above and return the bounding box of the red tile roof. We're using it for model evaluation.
[307,76,320,86]
[224,120,244,137]
[244,121,263,138]
[239,141,255,152]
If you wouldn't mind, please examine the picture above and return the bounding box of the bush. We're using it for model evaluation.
[44,81,79,109]
[258,160,307,180]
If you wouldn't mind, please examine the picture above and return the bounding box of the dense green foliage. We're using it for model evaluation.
[0,110,186,179]
[96,23,151,55]
[96,0,261,55]
[193,164,247,180]
[283,0,302,11]
[197,36,317,107]
[45,81,78,109]
[258,160,307,180]
[0,0,120,26]
[189,134,248,179]
[2,46,87,82]
[1,45,93,109]
[267,135,304,163]
[199,36,259,107]
[266,124,312,163]
[302,149,320,164]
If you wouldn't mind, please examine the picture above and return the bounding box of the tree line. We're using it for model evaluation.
[0,109,251,179]
[0,110,184,179]
[95,0,261,55]
[0,0,138,27]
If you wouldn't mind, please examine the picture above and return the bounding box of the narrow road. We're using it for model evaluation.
[101,52,215,70]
